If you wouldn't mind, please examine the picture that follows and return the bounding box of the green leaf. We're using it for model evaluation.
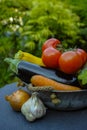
[4,58,20,73]
[78,65,87,85]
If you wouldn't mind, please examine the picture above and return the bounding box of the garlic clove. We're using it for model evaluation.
[26,112,36,122]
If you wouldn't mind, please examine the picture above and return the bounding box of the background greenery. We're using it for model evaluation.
[0,0,87,87]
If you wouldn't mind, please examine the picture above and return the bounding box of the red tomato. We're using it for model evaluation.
[42,38,60,52]
[76,48,87,65]
[59,51,83,74]
[42,47,61,68]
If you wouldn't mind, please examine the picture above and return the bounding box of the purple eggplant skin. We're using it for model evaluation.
[16,61,80,86]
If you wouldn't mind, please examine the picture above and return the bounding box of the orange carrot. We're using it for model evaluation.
[31,75,81,91]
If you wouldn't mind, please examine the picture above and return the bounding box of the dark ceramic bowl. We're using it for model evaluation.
[26,84,87,111]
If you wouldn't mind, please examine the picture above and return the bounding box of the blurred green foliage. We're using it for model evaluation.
[0,0,87,87]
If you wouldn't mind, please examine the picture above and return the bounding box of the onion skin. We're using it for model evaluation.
[5,89,30,111]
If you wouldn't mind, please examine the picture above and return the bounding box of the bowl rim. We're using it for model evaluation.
[52,89,87,93]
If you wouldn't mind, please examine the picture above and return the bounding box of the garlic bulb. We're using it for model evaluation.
[21,92,46,122]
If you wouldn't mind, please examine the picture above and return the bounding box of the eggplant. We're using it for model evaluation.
[17,61,79,86]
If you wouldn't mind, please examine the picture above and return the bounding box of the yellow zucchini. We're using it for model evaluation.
[14,50,45,67]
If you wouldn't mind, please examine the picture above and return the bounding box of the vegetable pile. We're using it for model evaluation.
[41,38,87,87]
[4,37,87,122]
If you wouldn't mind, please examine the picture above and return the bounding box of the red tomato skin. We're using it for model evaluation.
[59,51,83,74]
[42,47,61,68]
[76,48,87,65]
[42,38,60,52]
